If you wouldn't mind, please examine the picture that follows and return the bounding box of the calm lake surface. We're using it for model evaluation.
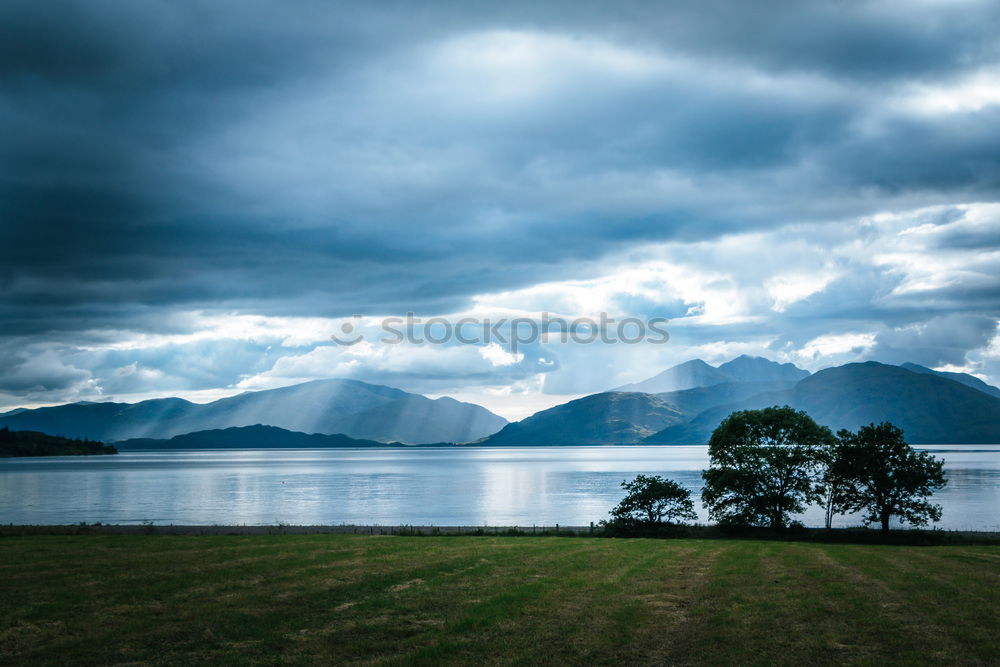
[1,446,998,530]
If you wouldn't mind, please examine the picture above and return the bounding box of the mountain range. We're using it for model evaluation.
[3,355,999,447]
[612,355,809,393]
[488,356,1000,446]
[0,379,507,444]
[480,392,685,445]
[645,361,1000,444]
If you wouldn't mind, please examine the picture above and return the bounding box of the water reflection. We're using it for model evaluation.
[0,446,997,530]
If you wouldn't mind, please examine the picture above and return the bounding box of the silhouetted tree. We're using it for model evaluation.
[828,422,946,535]
[702,406,834,529]
[609,474,696,525]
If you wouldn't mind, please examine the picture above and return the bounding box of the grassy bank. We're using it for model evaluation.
[5,522,999,546]
[2,535,998,665]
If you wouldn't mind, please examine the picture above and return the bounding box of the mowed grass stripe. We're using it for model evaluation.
[1,535,997,665]
[824,545,1000,663]
[657,541,1000,666]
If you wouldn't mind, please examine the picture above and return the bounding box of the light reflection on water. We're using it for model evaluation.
[0,446,997,530]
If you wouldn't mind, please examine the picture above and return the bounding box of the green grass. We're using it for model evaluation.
[1,535,998,665]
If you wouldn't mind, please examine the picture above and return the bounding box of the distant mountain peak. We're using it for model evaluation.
[675,358,715,368]
[613,355,808,394]
[646,359,1000,445]
[716,355,810,383]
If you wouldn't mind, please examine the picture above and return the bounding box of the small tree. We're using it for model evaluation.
[702,406,834,529]
[609,474,696,525]
[828,422,946,535]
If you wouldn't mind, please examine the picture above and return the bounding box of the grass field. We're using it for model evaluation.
[2,535,998,665]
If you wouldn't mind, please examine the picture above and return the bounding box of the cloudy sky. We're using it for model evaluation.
[2,0,999,419]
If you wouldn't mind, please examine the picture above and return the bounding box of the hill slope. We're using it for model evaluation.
[646,362,1000,444]
[0,379,507,444]
[328,395,505,444]
[654,381,797,417]
[717,355,810,383]
[900,363,1000,399]
[115,424,400,449]
[0,427,117,457]
[614,359,731,393]
[481,392,685,445]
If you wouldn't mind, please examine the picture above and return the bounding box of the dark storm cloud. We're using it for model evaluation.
[872,314,1000,368]
[938,228,1000,250]
[0,342,90,394]
[2,0,1000,403]
[821,109,1000,192]
[601,0,1000,81]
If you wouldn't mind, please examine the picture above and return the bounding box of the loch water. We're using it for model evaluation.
[1,445,998,530]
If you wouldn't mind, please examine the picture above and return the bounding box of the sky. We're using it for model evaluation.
[1,0,999,420]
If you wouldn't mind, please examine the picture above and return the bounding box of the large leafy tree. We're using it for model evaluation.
[828,422,946,534]
[702,406,834,529]
[609,474,696,525]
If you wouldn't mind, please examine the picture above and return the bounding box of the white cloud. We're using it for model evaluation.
[235,339,542,393]
[114,362,163,381]
[766,272,838,312]
[985,329,1000,359]
[427,31,669,107]
[900,66,1000,115]
[81,312,340,351]
[796,332,877,361]
[479,342,524,367]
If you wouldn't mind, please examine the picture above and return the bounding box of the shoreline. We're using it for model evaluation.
[0,524,595,536]
[3,523,1000,544]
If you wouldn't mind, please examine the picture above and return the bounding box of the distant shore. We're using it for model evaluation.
[4,523,999,545]
[0,428,117,458]
[1,524,593,536]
